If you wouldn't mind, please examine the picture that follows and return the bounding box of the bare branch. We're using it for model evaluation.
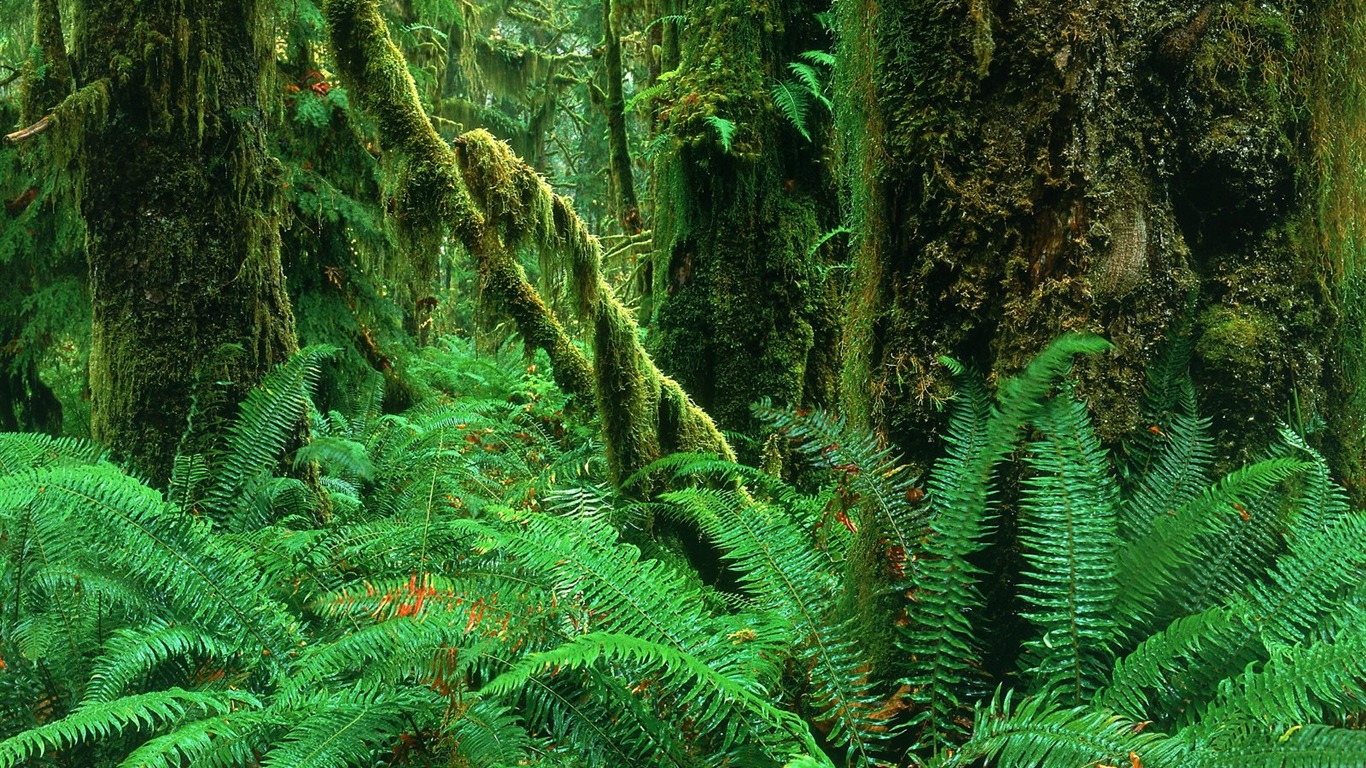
[4,115,53,144]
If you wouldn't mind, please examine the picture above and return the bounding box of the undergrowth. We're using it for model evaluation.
[3,334,1366,767]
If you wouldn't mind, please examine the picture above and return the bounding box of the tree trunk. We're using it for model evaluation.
[601,0,642,235]
[837,0,1366,489]
[650,0,839,448]
[73,0,298,484]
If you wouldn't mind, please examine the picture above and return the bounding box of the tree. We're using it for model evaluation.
[836,0,1366,490]
[40,0,301,482]
[649,0,841,445]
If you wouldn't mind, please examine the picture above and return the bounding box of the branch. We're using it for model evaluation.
[4,115,52,144]
[325,0,733,484]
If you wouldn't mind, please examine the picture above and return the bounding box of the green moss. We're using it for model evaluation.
[1195,305,1277,371]
[648,0,836,452]
[327,0,734,485]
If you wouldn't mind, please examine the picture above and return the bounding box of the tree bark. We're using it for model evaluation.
[74,0,298,484]
[650,0,839,449]
[837,0,1366,489]
[602,0,642,235]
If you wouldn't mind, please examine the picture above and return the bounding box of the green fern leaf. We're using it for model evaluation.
[706,114,738,152]
[770,80,811,141]
[1017,394,1120,703]
[788,62,830,109]
[0,689,260,767]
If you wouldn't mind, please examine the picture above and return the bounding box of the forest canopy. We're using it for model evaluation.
[4,0,1366,766]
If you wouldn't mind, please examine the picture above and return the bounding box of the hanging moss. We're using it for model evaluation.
[326,0,732,484]
[70,0,299,483]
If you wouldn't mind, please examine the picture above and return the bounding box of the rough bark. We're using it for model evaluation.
[326,0,733,485]
[73,0,298,483]
[650,0,839,449]
[837,0,1365,490]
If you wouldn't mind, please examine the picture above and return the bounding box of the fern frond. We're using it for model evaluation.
[903,335,1110,752]
[754,401,923,558]
[260,687,431,768]
[1099,510,1366,725]
[445,699,531,767]
[481,631,824,764]
[787,62,830,108]
[938,689,1187,768]
[1190,722,1366,768]
[84,621,239,703]
[0,688,260,768]
[1096,606,1243,722]
[1121,401,1213,540]
[1017,394,1120,703]
[0,464,301,659]
[1115,457,1307,627]
[1276,426,1351,538]
[0,432,106,476]
[203,345,335,528]
[705,115,737,152]
[663,486,888,764]
[798,49,836,67]
[1201,623,1366,727]
[771,80,811,140]
[115,707,283,768]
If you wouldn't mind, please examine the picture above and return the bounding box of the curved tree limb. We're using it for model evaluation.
[325,0,733,483]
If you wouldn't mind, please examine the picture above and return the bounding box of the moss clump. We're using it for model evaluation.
[1195,304,1277,372]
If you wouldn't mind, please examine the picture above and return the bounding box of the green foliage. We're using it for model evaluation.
[772,51,833,142]
[4,334,1366,768]
[705,114,737,153]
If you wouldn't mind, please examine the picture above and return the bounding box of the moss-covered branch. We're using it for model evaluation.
[325,0,732,482]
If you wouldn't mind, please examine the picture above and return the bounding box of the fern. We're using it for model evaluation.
[937,689,1187,768]
[705,115,737,153]
[788,62,830,109]
[202,344,336,529]
[1115,456,1308,628]
[481,632,828,765]
[662,485,889,764]
[902,334,1112,752]
[0,689,261,767]
[771,80,812,141]
[1016,393,1120,702]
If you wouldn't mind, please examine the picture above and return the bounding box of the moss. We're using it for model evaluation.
[1196,304,1277,371]
[327,0,734,485]
[648,0,837,453]
[72,0,299,483]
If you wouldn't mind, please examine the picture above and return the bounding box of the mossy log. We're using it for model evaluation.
[325,0,733,484]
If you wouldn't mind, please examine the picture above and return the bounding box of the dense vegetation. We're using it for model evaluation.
[4,0,1366,766]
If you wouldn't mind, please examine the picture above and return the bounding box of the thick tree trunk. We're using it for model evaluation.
[74,0,298,484]
[650,0,839,447]
[838,0,1365,488]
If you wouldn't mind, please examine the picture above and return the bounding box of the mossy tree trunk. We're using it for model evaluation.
[72,0,298,484]
[650,0,839,449]
[837,0,1366,490]
[600,0,642,236]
